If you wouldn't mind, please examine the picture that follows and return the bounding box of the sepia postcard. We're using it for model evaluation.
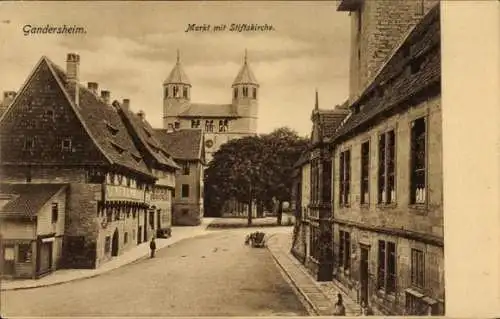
[0,1,499,318]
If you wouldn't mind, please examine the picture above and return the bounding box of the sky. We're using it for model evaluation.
[0,1,351,137]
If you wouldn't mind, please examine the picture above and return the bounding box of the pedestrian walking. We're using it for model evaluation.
[149,237,156,258]
[360,300,373,316]
[333,293,346,316]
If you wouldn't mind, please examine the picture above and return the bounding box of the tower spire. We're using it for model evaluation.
[315,89,319,110]
[244,49,248,64]
[176,49,180,64]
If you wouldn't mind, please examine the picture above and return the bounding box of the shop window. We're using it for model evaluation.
[18,244,32,263]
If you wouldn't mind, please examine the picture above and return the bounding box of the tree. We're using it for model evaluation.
[204,136,265,225]
[260,127,308,225]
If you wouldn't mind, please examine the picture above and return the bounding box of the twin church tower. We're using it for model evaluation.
[163,50,259,162]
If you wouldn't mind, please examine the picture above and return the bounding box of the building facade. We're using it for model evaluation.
[155,129,205,226]
[292,1,444,316]
[0,53,177,270]
[331,1,443,315]
[162,51,259,163]
[0,184,67,279]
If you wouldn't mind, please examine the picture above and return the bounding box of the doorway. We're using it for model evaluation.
[111,229,119,257]
[2,245,15,276]
[359,245,370,305]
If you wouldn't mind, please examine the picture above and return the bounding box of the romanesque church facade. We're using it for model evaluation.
[162,51,259,163]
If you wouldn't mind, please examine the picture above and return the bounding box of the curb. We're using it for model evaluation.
[1,230,211,292]
[207,224,294,229]
[266,241,319,316]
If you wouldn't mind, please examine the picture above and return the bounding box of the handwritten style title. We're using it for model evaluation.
[185,24,275,33]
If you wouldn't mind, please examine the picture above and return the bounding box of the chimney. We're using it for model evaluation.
[137,110,145,121]
[122,99,130,110]
[101,90,110,104]
[66,53,80,81]
[2,91,16,107]
[87,82,98,95]
[66,53,80,106]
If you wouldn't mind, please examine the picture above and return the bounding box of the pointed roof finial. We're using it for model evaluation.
[315,89,319,110]
[244,49,248,64]
[176,49,180,64]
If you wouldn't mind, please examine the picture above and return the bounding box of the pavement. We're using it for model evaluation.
[0,217,216,291]
[207,216,295,229]
[1,227,307,317]
[267,232,362,316]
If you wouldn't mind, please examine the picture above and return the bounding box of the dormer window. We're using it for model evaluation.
[110,142,125,154]
[205,120,214,132]
[105,122,119,136]
[61,138,72,152]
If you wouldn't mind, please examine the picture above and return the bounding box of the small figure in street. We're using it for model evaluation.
[149,237,156,258]
[333,293,346,316]
[360,300,374,316]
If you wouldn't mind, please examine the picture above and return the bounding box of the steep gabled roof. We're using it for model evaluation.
[0,183,67,218]
[331,4,440,142]
[117,106,180,170]
[178,103,239,118]
[46,59,155,178]
[232,59,259,87]
[164,53,191,86]
[154,128,203,161]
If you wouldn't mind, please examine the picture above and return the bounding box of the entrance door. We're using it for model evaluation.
[359,245,370,305]
[38,242,53,275]
[111,229,119,256]
[2,245,15,276]
[137,226,142,244]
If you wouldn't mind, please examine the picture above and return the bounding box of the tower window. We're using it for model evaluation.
[234,88,238,99]
[243,87,248,97]
[253,88,257,99]
[174,121,180,129]
[183,87,188,99]
[164,87,169,99]
[173,86,179,98]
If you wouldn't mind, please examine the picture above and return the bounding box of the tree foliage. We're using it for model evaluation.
[204,127,308,225]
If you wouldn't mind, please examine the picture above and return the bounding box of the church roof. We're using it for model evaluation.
[154,129,203,161]
[164,52,191,86]
[232,53,259,86]
[177,103,240,118]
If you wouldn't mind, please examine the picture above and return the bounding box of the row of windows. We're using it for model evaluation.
[336,116,427,207]
[164,86,189,99]
[337,232,426,294]
[169,119,230,132]
[23,137,72,152]
[233,86,257,99]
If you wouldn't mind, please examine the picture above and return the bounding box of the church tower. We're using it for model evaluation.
[163,50,191,130]
[231,50,259,134]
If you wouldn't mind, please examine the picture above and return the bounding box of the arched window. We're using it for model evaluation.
[183,87,188,99]
[234,88,238,99]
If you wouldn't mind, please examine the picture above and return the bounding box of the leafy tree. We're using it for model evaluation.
[204,127,308,225]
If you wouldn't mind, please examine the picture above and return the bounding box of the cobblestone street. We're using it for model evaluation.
[1,228,307,317]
